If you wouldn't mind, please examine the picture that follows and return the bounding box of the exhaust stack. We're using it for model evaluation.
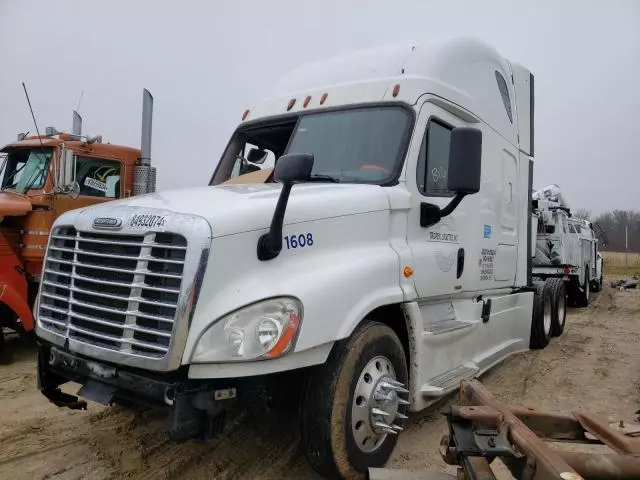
[140,89,153,166]
[72,111,82,136]
[132,88,157,195]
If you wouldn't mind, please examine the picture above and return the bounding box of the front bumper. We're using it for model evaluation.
[37,341,239,441]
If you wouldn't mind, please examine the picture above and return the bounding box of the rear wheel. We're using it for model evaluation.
[576,266,590,307]
[530,283,552,349]
[547,278,567,337]
[300,321,408,479]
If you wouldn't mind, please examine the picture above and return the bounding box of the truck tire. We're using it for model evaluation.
[547,278,567,337]
[576,266,590,308]
[591,263,603,293]
[530,283,552,349]
[300,321,408,479]
[0,327,10,365]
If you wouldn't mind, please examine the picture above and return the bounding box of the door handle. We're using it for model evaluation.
[456,248,465,279]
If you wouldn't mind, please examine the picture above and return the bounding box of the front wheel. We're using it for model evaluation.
[591,265,604,293]
[300,321,408,479]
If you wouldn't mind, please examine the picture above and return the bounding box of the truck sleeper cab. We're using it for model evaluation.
[35,39,557,479]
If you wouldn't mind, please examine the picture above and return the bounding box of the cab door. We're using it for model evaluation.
[405,102,475,299]
[403,95,522,395]
[403,99,484,388]
[54,155,123,217]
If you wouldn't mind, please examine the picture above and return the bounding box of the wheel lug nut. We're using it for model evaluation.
[372,408,391,417]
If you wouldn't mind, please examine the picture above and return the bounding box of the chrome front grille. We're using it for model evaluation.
[39,226,187,359]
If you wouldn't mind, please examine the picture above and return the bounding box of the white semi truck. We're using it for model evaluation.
[35,38,565,479]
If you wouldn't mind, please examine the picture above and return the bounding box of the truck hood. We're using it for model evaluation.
[78,183,391,237]
[0,192,32,218]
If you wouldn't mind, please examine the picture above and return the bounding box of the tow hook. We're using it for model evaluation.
[39,346,87,410]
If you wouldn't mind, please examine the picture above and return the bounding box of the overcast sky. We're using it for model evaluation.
[1,0,638,214]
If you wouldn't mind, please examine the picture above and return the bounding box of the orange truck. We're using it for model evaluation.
[0,89,157,355]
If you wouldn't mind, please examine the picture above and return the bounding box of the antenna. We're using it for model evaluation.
[75,89,84,113]
[22,82,43,140]
[21,82,55,192]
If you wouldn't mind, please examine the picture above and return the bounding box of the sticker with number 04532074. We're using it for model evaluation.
[284,233,314,250]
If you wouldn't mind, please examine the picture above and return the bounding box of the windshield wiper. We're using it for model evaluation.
[307,174,341,183]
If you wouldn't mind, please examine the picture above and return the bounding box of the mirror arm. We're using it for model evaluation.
[440,192,467,217]
[257,183,293,261]
[420,193,467,228]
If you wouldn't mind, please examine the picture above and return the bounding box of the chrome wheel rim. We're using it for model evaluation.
[351,355,408,453]
[543,295,552,335]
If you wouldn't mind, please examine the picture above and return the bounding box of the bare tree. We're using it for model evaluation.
[574,208,591,220]
[593,210,640,253]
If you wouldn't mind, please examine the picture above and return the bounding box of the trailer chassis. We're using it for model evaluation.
[369,379,640,480]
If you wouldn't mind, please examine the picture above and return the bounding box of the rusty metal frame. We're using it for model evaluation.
[438,379,640,480]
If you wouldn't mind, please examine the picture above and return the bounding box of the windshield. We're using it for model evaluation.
[285,107,411,183]
[1,148,53,193]
[211,105,413,186]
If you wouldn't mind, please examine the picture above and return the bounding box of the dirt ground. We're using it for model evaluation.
[1,281,639,480]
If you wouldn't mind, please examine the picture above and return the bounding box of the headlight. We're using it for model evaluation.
[191,297,302,363]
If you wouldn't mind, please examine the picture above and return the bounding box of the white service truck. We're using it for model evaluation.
[531,184,602,313]
[35,38,565,479]
[570,216,604,293]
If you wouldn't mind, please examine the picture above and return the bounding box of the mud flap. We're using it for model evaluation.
[167,392,227,443]
[77,379,116,405]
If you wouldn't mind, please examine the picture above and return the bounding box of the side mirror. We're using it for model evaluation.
[447,127,482,195]
[274,153,313,184]
[257,153,314,261]
[56,148,77,194]
[420,127,482,228]
[68,181,80,200]
[246,147,268,165]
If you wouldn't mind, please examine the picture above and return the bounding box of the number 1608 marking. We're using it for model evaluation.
[284,233,314,249]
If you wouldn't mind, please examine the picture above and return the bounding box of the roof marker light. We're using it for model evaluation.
[303,95,311,108]
[392,84,400,97]
[287,98,296,111]
[242,109,250,120]
[320,92,328,105]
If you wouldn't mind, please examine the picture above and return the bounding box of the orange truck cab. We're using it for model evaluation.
[0,89,157,348]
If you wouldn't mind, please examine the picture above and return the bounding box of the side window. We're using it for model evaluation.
[495,71,513,123]
[75,156,121,199]
[416,119,453,197]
